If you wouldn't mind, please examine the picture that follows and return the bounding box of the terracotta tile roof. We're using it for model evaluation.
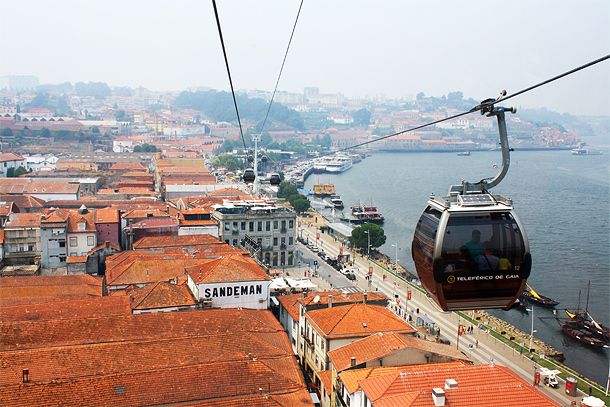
[355,364,560,407]
[276,291,388,322]
[40,207,69,224]
[129,281,197,310]
[0,194,45,210]
[0,274,103,302]
[66,209,96,232]
[131,216,178,228]
[109,162,147,171]
[0,152,24,162]
[4,212,41,228]
[132,234,221,249]
[0,296,131,323]
[122,208,169,219]
[338,362,468,395]
[328,332,470,373]
[120,171,153,178]
[89,241,121,254]
[207,187,253,197]
[186,255,271,284]
[183,389,313,406]
[0,308,284,351]
[299,291,387,308]
[317,370,333,396]
[0,201,17,216]
[157,166,210,174]
[66,255,87,263]
[305,303,417,339]
[105,257,194,286]
[94,207,120,223]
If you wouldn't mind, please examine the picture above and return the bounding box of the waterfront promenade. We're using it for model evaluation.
[296,212,606,407]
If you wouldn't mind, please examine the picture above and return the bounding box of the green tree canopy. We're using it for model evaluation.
[290,196,311,213]
[353,108,372,126]
[2,127,13,138]
[133,143,159,152]
[349,223,386,252]
[75,81,112,100]
[211,153,243,171]
[277,181,298,199]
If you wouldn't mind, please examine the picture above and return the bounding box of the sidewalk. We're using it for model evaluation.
[297,213,590,407]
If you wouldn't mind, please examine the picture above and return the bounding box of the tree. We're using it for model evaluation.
[40,127,51,138]
[291,196,311,213]
[115,110,127,121]
[349,223,386,252]
[211,153,243,171]
[277,181,298,199]
[13,166,29,177]
[353,108,372,126]
[416,92,426,100]
[448,91,463,100]
[2,127,12,138]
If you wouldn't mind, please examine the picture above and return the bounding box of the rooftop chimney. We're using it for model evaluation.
[350,357,356,367]
[445,379,458,389]
[432,388,445,406]
[363,293,367,304]
[328,295,333,308]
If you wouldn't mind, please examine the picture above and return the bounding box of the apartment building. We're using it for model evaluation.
[213,200,297,268]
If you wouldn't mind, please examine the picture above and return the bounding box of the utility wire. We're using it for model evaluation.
[212,0,247,149]
[258,0,304,136]
[324,54,610,157]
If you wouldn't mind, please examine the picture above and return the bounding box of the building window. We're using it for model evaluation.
[288,251,293,265]
[273,220,278,230]
[59,256,66,262]
[241,221,246,231]
[59,241,66,248]
[281,220,286,230]
[69,237,77,247]
[87,236,94,246]
[273,237,278,246]
[266,221,270,231]
[249,222,254,232]
[232,239,238,246]
[224,239,230,245]
[257,222,262,232]
[272,252,278,266]
[224,222,230,231]
[232,222,238,232]
[289,220,294,228]
[289,237,293,245]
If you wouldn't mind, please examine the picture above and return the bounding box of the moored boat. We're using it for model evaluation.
[312,183,336,197]
[341,199,384,224]
[521,283,559,307]
[457,151,471,156]
[329,194,344,209]
[560,319,608,348]
[565,282,610,341]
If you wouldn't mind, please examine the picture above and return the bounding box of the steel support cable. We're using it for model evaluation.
[323,54,610,157]
[259,0,304,137]
[212,0,247,149]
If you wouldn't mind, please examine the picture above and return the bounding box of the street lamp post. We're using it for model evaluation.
[391,244,399,271]
[526,307,536,353]
[364,230,370,257]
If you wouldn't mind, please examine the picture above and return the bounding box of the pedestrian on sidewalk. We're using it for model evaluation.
[475,340,478,348]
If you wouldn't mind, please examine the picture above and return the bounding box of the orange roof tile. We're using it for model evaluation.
[129,281,197,310]
[132,234,221,249]
[328,332,469,373]
[0,296,131,323]
[356,364,560,407]
[186,255,271,284]
[306,303,417,339]
[4,212,41,228]
[94,207,120,223]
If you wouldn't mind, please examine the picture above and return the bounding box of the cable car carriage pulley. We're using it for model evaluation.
[412,96,531,311]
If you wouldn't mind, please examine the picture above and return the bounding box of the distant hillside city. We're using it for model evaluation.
[0,75,604,159]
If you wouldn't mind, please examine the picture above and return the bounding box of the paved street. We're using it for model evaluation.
[296,215,589,407]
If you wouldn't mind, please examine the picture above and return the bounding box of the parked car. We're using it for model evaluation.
[311,246,319,252]
[345,273,356,281]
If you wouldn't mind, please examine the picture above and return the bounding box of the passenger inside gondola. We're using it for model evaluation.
[464,230,484,258]
[475,241,500,271]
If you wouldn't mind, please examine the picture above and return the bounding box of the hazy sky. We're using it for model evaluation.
[1,0,609,116]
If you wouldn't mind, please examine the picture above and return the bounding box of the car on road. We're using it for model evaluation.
[345,273,356,281]
[311,246,319,252]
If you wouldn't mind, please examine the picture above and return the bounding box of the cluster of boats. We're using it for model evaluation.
[571,143,603,155]
[519,283,609,349]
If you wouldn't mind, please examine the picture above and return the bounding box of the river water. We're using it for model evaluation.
[304,136,610,385]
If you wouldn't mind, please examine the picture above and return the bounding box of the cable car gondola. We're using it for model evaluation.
[411,102,531,311]
[243,169,255,183]
[269,173,281,185]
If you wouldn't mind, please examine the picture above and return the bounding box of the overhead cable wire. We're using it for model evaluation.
[259,0,304,136]
[212,0,247,149]
[324,54,610,157]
